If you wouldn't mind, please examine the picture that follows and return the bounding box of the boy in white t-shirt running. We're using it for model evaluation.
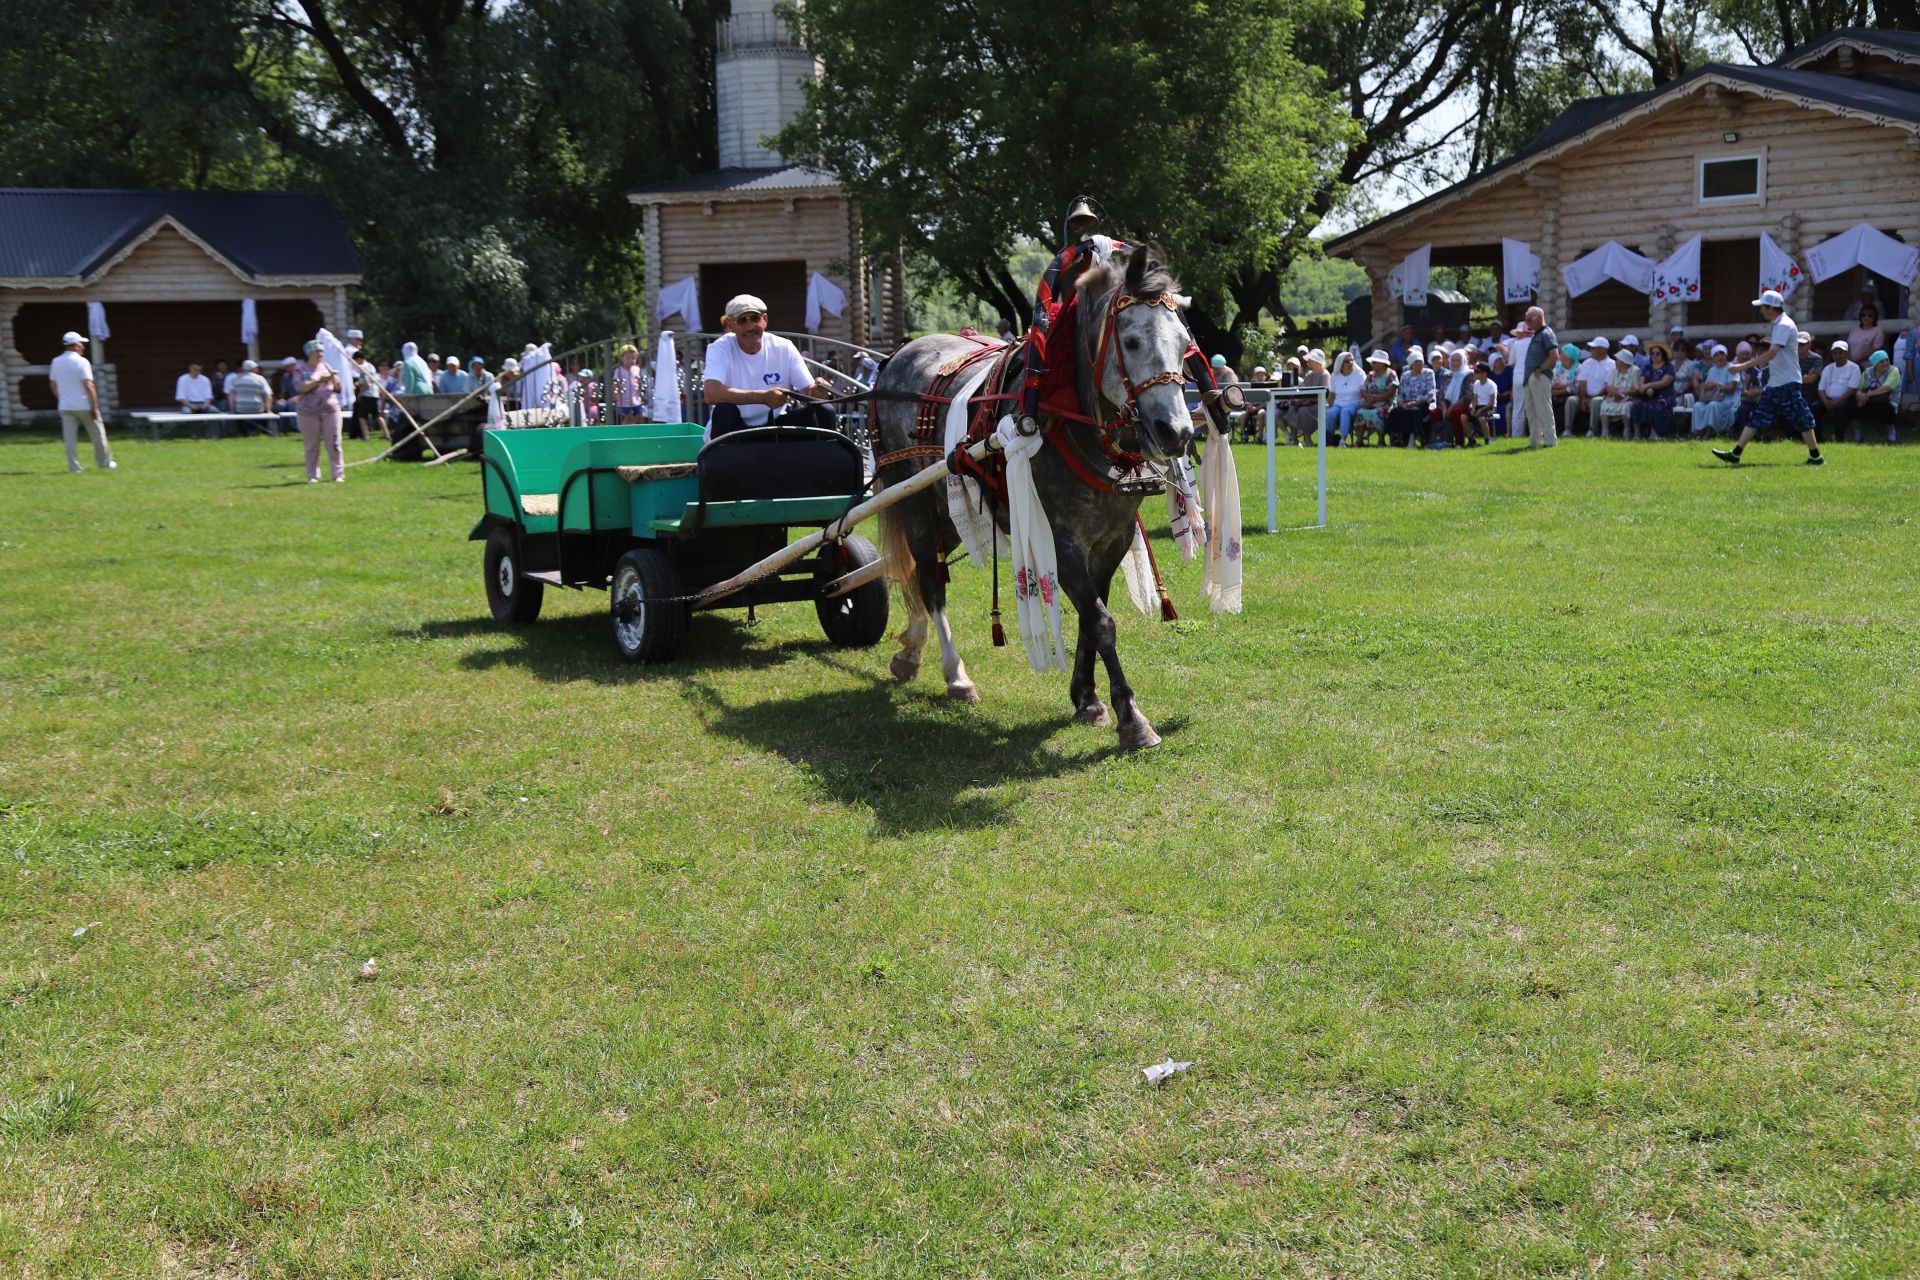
[1714,289,1824,466]
[48,331,115,473]
[701,293,836,439]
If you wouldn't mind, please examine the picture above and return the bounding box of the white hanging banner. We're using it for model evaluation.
[86,301,110,341]
[314,326,355,409]
[649,332,682,423]
[803,271,847,332]
[1803,221,1920,287]
[1651,235,1702,306]
[1386,244,1431,306]
[1561,240,1656,298]
[655,276,702,332]
[1758,231,1804,299]
[240,298,259,345]
[1501,238,1541,303]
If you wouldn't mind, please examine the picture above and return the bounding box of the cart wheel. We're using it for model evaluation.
[484,525,542,625]
[610,546,684,663]
[815,534,890,648]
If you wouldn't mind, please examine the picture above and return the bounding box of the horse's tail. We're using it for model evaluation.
[877,487,923,617]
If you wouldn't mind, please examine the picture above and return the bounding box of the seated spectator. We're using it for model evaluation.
[1618,333,1648,375]
[1731,344,1766,433]
[1387,325,1414,368]
[1598,348,1642,438]
[426,352,443,380]
[1463,362,1499,445]
[175,361,214,413]
[1387,348,1437,447]
[227,359,275,424]
[380,361,405,429]
[1353,350,1396,446]
[1440,348,1472,445]
[1818,340,1861,437]
[1210,353,1239,385]
[1288,349,1330,446]
[1489,349,1513,432]
[1796,331,1824,410]
[1567,337,1613,436]
[1550,342,1580,425]
[209,359,233,411]
[1629,343,1678,440]
[1853,349,1900,443]
[1482,319,1507,359]
[1280,357,1302,387]
[1845,284,1884,323]
[274,357,301,413]
[1249,365,1270,386]
[1691,344,1740,437]
[1847,305,1885,364]
[1328,351,1366,446]
[436,356,473,395]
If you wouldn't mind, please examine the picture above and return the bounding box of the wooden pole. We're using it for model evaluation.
[820,555,890,599]
[693,437,999,610]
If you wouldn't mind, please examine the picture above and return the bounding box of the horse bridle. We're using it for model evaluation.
[1089,290,1200,436]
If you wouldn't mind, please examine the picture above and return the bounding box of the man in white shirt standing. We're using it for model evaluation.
[175,361,214,413]
[701,293,835,439]
[50,331,115,473]
[1715,289,1823,466]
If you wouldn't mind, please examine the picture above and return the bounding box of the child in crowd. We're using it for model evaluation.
[1464,362,1498,445]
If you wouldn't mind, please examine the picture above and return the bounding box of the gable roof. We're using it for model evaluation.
[0,189,361,281]
[1326,59,1920,255]
[1776,27,1920,69]
[625,165,841,202]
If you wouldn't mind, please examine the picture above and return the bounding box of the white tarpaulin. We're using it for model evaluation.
[1502,238,1541,303]
[1651,235,1702,306]
[240,298,258,345]
[649,331,682,423]
[1561,241,1656,298]
[314,326,355,408]
[1759,231,1804,299]
[655,276,702,332]
[1386,244,1431,306]
[803,271,847,332]
[1804,222,1920,287]
[86,301,110,341]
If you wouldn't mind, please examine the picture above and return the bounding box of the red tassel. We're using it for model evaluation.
[991,616,1007,647]
[1160,595,1179,622]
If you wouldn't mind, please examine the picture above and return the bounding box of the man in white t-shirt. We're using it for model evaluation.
[1715,289,1823,466]
[701,293,835,439]
[50,331,115,473]
[175,362,215,413]
[1816,339,1861,435]
[1567,336,1615,436]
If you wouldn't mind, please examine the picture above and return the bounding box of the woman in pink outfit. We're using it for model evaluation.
[295,340,345,483]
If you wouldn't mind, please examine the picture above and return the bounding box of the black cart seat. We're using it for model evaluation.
[695,424,864,504]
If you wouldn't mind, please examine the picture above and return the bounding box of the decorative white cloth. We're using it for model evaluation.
[803,272,848,332]
[1759,231,1804,298]
[1652,235,1702,306]
[86,301,111,341]
[649,332,682,423]
[1166,456,1206,560]
[518,342,556,411]
[1561,240,1656,297]
[239,298,257,345]
[315,326,355,409]
[1119,524,1156,619]
[1804,222,1920,287]
[655,276,702,332]
[942,362,1007,566]
[1502,238,1541,303]
[992,414,1069,674]
[1387,244,1431,306]
[1198,423,1242,613]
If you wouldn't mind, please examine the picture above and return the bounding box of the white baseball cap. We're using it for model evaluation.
[1752,288,1785,308]
[724,294,768,317]
[61,330,88,345]
[445,355,461,367]
[1621,334,1641,347]
[346,328,364,341]
[1587,336,1610,349]
[242,358,259,370]
[1308,348,1327,364]
[1830,338,1849,351]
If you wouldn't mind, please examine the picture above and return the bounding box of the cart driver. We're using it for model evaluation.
[702,294,837,439]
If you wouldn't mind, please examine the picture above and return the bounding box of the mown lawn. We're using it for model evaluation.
[2,426,1917,1278]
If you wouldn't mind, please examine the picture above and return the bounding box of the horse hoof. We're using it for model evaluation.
[890,653,922,683]
[1076,702,1111,727]
[947,681,981,704]
[1116,718,1161,751]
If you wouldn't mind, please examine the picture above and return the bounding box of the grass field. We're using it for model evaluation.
[2,426,1917,1278]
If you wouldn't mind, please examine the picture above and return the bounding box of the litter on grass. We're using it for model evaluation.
[1142,1058,1193,1087]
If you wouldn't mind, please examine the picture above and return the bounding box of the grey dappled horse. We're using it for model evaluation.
[874,244,1197,751]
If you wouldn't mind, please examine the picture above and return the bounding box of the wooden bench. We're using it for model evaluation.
[128,411,294,441]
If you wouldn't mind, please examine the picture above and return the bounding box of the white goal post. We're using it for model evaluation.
[1236,386,1328,533]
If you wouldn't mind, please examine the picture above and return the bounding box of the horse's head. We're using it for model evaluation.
[1077,242,1196,460]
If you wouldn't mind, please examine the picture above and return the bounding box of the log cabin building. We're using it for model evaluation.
[0,189,361,422]
[625,0,904,350]
[1328,28,1920,348]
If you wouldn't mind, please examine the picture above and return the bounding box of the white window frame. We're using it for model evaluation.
[1698,151,1766,207]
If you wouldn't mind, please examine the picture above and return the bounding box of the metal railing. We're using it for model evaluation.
[715,12,802,52]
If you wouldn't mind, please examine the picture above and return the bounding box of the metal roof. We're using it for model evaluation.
[1325,58,1920,255]
[0,188,361,280]
[1776,27,1920,68]
[625,165,842,199]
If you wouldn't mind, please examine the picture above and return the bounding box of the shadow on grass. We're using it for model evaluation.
[682,670,1149,833]
[407,610,831,679]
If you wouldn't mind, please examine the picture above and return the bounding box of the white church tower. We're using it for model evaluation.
[628,0,905,349]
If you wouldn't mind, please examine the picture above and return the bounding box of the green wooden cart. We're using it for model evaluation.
[470,421,888,662]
